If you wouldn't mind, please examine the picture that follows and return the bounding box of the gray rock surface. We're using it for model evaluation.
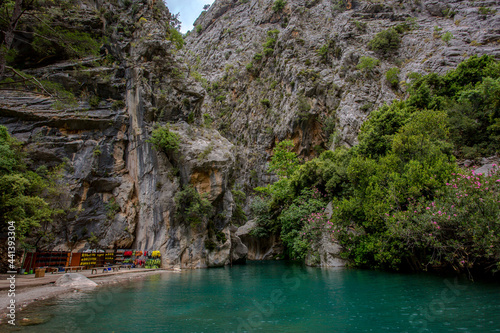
[54,273,98,288]
[474,164,499,177]
[236,220,283,260]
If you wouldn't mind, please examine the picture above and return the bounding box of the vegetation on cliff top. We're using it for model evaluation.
[253,55,500,276]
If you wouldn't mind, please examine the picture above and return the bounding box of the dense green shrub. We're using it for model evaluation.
[147,125,180,153]
[387,166,500,272]
[368,28,400,54]
[356,56,380,72]
[406,55,500,157]
[174,185,213,227]
[385,67,400,89]
[272,0,286,12]
[0,126,63,243]
[168,27,184,50]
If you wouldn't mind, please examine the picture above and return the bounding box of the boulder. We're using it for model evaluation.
[474,164,499,177]
[230,233,248,265]
[236,220,283,260]
[54,273,98,288]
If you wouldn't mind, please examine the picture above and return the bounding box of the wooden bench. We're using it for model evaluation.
[91,267,110,274]
[64,266,85,273]
[120,264,132,270]
[91,266,120,274]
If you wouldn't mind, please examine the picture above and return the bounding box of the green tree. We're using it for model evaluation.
[0,126,62,243]
[268,140,299,179]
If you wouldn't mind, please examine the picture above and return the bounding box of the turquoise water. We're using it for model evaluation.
[6,261,500,332]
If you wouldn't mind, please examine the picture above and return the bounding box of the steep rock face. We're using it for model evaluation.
[1,0,247,268]
[184,0,499,186]
[182,0,499,265]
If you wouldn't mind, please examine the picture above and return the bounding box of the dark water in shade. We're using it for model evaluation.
[4,261,500,332]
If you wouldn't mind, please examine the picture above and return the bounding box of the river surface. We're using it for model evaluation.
[5,261,500,332]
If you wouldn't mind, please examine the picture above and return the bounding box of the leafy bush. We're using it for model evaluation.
[278,188,328,259]
[406,55,500,157]
[196,24,203,34]
[231,189,247,225]
[368,28,400,54]
[268,140,299,179]
[174,185,213,227]
[356,56,380,72]
[261,99,271,108]
[441,31,453,45]
[0,126,63,243]
[272,0,286,12]
[168,27,184,50]
[387,167,500,272]
[148,125,180,153]
[385,67,400,89]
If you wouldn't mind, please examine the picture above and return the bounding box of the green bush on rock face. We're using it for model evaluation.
[147,125,180,153]
[368,28,400,54]
[175,185,213,227]
[356,56,380,72]
[272,0,286,12]
[168,27,184,50]
[0,126,63,243]
[385,68,400,89]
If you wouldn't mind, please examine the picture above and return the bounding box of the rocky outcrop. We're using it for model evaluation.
[304,202,346,267]
[55,273,98,288]
[236,220,283,260]
[1,0,247,268]
[184,0,500,187]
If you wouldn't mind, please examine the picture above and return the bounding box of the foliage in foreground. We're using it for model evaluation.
[252,55,500,275]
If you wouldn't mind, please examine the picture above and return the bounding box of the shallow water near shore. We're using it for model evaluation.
[4,261,500,332]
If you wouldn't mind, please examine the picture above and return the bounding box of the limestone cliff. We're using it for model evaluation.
[1,0,499,268]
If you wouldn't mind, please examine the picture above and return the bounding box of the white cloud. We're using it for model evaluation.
[165,0,215,33]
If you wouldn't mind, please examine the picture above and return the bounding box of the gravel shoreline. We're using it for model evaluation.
[0,270,169,324]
